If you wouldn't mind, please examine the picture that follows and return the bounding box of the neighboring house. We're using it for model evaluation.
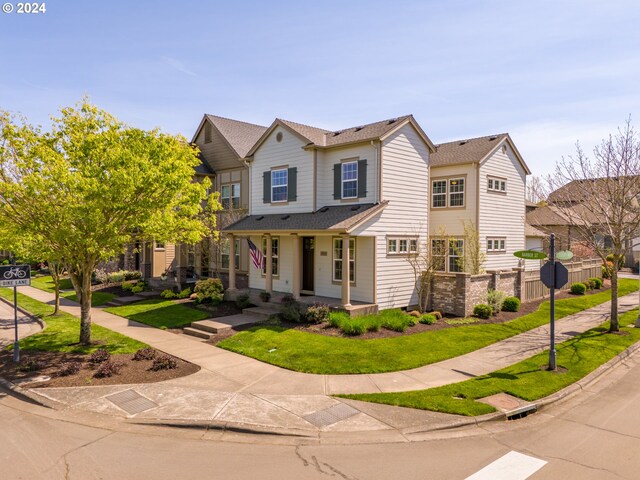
[141,114,267,287]
[429,134,531,273]
[524,223,546,270]
[225,115,435,312]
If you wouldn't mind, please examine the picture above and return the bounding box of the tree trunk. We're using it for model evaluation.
[69,266,93,345]
[609,267,619,332]
[50,261,61,315]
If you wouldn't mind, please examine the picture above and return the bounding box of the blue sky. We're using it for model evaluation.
[1,0,639,176]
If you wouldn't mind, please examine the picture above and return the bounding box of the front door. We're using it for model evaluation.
[302,237,314,293]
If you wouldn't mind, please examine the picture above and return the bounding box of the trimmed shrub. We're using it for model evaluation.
[280,299,303,323]
[486,290,507,314]
[58,362,81,377]
[121,282,134,292]
[150,355,178,371]
[133,347,157,361]
[176,288,191,299]
[502,296,521,312]
[305,303,330,324]
[94,269,109,284]
[235,293,251,309]
[419,314,437,325]
[570,282,587,295]
[431,311,443,320]
[161,289,177,299]
[473,303,493,319]
[94,360,123,378]
[107,271,125,283]
[124,270,142,281]
[408,310,422,318]
[16,359,45,373]
[130,285,144,294]
[88,348,110,364]
[590,277,603,289]
[193,278,224,304]
[259,290,271,302]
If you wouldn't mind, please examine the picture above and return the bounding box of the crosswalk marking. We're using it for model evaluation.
[465,451,547,480]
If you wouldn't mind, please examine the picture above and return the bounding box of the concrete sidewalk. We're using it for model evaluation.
[0,296,42,348]
[7,285,640,438]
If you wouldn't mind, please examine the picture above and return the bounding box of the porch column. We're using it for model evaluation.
[228,234,236,290]
[141,242,152,279]
[341,233,351,307]
[265,234,273,293]
[291,234,300,299]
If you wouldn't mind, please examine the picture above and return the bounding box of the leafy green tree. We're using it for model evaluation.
[0,99,212,344]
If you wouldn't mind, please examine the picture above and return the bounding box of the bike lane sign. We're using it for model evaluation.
[0,265,31,287]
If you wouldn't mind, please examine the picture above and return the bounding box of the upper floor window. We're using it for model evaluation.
[488,177,507,193]
[342,161,358,199]
[221,183,240,209]
[432,178,465,208]
[155,241,165,250]
[271,169,288,203]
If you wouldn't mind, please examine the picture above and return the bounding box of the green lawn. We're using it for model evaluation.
[0,289,146,354]
[62,291,116,307]
[217,279,639,374]
[104,299,210,329]
[30,275,74,293]
[339,309,640,416]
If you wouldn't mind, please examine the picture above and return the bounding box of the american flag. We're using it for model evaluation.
[247,239,265,270]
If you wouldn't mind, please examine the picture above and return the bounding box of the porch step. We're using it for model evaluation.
[242,306,280,321]
[182,327,214,340]
[105,295,146,307]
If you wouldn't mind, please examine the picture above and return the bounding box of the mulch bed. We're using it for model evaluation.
[0,349,199,388]
[192,300,245,318]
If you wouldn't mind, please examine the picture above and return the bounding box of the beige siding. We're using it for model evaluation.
[250,126,314,214]
[428,164,477,236]
[525,237,544,271]
[216,167,249,210]
[194,120,242,171]
[316,143,378,207]
[351,123,430,310]
[478,143,527,271]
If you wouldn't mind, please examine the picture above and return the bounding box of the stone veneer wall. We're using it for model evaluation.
[430,268,524,317]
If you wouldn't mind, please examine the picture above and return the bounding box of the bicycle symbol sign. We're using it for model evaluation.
[0,265,31,287]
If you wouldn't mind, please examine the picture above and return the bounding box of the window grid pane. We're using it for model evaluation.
[342,162,358,198]
[271,169,288,202]
[449,178,465,207]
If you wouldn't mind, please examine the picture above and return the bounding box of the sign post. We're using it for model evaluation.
[539,235,569,371]
[0,264,32,363]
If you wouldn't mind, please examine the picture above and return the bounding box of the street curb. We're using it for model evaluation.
[0,376,54,409]
[0,294,46,329]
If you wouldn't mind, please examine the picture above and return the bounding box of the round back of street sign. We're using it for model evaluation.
[556,250,574,261]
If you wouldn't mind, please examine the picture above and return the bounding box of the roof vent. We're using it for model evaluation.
[319,206,329,213]
[256,216,264,221]
[387,118,397,125]
[350,205,361,211]
[354,126,364,132]
[281,215,290,220]
[489,136,498,141]
[459,141,467,146]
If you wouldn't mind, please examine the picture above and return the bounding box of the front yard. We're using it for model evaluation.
[217,279,639,374]
[31,275,116,306]
[104,299,210,329]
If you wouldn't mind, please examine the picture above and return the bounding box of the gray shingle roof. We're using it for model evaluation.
[525,223,546,237]
[526,205,570,226]
[205,114,267,158]
[224,203,387,233]
[430,133,508,167]
[279,115,413,148]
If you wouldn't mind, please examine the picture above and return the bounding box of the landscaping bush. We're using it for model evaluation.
[606,253,625,269]
[16,359,45,373]
[408,310,422,318]
[590,277,603,289]
[502,296,521,312]
[280,297,304,323]
[236,293,252,309]
[130,285,144,294]
[133,347,157,361]
[570,282,587,295]
[88,348,110,364]
[193,278,224,304]
[305,303,330,324]
[94,360,124,378]
[150,355,178,371]
[382,316,411,332]
[107,271,126,283]
[473,303,493,319]
[121,282,134,292]
[176,288,191,299]
[58,362,81,377]
[486,290,507,314]
[161,289,177,299]
[602,261,613,279]
[431,311,443,320]
[584,278,595,290]
[419,314,437,325]
[94,269,109,284]
[259,290,271,302]
[124,270,142,281]
[1,259,10,265]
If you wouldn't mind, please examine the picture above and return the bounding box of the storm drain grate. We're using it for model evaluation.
[303,403,360,427]
[106,389,158,415]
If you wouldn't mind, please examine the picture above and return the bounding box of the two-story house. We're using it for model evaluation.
[428,134,531,273]
[224,115,435,312]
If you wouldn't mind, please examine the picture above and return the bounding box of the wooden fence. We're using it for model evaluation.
[523,258,601,301]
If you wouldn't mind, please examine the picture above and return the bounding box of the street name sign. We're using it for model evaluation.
[514,250,547,260]
[0,265,31,287]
